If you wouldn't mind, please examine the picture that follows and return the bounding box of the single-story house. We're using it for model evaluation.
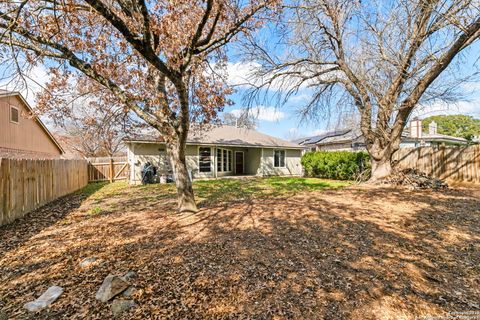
[297,118,468,152]
[124,125,304,184]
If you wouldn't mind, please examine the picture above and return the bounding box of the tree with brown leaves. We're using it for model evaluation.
[0,0,277,212]
[245,0,480,180]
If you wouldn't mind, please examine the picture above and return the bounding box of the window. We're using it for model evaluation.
[274,149,285,167]
[228,150,233,171]
[223,149,227,171]
[216,148,232,172]
[216,149,222,172]
[199,147,211,172]
[10,106,19,124]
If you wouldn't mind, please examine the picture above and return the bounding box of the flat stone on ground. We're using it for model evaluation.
[95,275,129,303]
[24,286,64,312]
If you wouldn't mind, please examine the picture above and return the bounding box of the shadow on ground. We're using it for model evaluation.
[0,182,478,319]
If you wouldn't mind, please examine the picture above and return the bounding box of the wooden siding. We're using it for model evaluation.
[0,158,88,226]
[0,95,61,156]
[393,145,480,183]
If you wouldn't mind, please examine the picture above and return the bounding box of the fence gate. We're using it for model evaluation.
[87,157,129,182]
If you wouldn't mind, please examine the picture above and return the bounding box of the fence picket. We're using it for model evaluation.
[394,145,480,183]
[0,159,88,226]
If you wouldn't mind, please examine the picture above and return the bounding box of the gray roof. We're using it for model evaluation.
[299,127,468,146]
[402,132,468,144]
[296,129,359,146]
[319,129,363,145]
[125,125,304,149]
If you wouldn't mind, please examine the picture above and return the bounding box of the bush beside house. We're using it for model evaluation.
[301,151,370,180]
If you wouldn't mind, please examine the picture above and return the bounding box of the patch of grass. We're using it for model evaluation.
[85,181,131,200]
[89,206,103,215]
[79,177,350,209]
[76,182,108,197]
[264,176,349,193]
[193,176,351,205]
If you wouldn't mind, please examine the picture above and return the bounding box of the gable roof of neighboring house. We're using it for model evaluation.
[294,129,351,146]
[318,129,364,145]
[0,90,64,154]
[298,126,468,148]
[125,125,304,149]
[296,129,363,147]
[401,132,468,144]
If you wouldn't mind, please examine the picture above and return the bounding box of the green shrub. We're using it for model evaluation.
[301,151,371,180]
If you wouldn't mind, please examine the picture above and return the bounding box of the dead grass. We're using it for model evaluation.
[0,178,479,319]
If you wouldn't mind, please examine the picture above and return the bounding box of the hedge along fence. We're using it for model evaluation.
[0,158,88,226]
[301,151,371,180]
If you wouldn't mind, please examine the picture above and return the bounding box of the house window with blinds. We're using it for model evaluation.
[274,149,286,168]
[199,147,211,172]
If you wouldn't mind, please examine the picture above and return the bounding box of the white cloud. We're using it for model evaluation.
[230,106,286,122]
[225,61,261,87]
[414,98,480,118]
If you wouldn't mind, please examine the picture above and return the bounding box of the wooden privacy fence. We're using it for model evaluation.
[87,157,129,182]
[393,145,480,183]
[0,158,88,226]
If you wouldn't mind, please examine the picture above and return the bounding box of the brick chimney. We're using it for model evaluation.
[428,121,437,135]
[410,118,422,138]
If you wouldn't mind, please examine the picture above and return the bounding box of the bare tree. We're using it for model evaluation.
[222,110,258,129]
[0,0,276,212]
[244,0,480,180]
[55,96,139,157]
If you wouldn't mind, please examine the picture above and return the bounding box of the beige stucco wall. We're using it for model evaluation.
[259,148,303,176]
[126,142,303,183]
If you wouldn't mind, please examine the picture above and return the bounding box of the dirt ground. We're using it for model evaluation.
[0,181,479,319]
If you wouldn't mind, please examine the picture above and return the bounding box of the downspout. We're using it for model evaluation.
[214,147,218,178]
[260,148,264,177]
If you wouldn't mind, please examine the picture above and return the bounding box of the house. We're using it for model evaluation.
[297,118,468,151]
[399,118,469,147]
[0,90,64,159]
[124,125,304,183]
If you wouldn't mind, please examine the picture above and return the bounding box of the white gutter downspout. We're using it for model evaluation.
[214,147,218,178]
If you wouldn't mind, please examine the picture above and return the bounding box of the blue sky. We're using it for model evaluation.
[222,38,480,140]
[1,19,479,142]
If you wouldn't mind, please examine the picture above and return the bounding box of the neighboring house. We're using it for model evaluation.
[399,118,469,147]
[0,90,64,159]
[297,118,468,152]
[124,125,304,183]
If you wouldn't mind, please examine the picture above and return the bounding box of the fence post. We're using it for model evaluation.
[109,158,114,183]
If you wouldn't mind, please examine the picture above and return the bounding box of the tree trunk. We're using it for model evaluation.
[369,156,393,181]
[167,141,198,213]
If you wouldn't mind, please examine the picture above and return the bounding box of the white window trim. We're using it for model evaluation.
[10,105,19,124]
[198,146,212,173]
[216,147,233,173]
[274,149,286,168]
